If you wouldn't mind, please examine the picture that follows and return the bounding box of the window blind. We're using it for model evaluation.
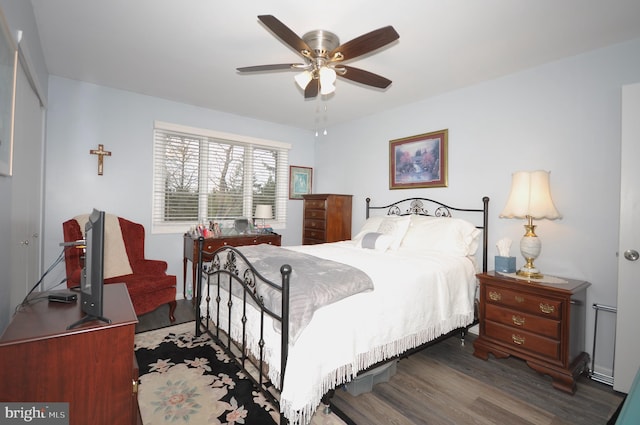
[152,121,290,233]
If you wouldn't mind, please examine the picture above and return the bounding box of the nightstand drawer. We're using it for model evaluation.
[486,285,562,319]
[485,321,560,360]
[486,304,561,339]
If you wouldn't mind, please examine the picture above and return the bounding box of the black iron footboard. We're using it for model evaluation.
[194,239,291,424]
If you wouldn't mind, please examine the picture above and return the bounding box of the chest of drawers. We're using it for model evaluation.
[473,271,590,393]
[302,194,352,245]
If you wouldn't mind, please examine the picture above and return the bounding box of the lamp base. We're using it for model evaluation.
[518,221,544,280]
[516,268,543,280]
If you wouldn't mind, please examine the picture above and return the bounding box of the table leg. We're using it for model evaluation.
[183,258,188,299]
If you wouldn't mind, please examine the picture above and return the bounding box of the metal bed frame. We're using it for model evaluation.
[194,196,489,425]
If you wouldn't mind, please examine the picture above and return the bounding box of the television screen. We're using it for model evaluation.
[68,209,110,329]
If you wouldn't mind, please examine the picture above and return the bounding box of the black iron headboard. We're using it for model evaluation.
[365,196,490,273]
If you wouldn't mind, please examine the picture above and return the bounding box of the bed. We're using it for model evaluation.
[195,196,489,425]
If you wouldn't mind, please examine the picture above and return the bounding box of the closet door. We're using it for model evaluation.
[9,52,45,310]
[614,82,640,393]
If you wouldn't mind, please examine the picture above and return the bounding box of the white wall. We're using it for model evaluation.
[42,77,315,292]
[314,38,640,375]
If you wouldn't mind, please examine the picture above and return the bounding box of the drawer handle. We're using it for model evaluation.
[489,291,502,301]
[311,222,317,227]
[512,334,526,345]
[515,296,525,303]
[512,315,525,326]
[540,303,555,314]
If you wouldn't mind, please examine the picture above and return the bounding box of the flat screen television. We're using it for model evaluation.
[67,208,111,329]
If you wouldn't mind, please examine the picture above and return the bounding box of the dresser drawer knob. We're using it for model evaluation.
[539,303,555,314]
[512,334,526,345]
[512,315,526,326]
[515,296,525,303]
[489,291,502,301]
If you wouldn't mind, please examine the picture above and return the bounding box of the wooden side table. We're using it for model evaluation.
[0,284,139,425]
[182,233,282,300]
[473,271,590,394]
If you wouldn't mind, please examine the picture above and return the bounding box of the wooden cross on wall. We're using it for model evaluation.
[89,144,111,175]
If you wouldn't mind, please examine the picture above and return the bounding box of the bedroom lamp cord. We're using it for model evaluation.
[14,248,68,315]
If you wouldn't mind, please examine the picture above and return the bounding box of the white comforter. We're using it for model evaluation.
[200,241,477,425]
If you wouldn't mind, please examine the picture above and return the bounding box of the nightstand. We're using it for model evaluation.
[473,271,590,394]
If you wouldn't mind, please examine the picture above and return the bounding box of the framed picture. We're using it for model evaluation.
[0,10,17,177]
[289,165,313,199]
[389,129,448,189]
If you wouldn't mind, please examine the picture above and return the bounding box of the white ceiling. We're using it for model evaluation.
[30,0,640,131]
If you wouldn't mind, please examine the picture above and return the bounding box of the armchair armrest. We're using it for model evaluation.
[131,259,168,275]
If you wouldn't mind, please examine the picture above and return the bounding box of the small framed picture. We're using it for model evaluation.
[389,129,448,189]
[289,166,313,200]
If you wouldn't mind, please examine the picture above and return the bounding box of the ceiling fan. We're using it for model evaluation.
[237,15,399,98]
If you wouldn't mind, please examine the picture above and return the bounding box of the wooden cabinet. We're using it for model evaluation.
[0,284,138,425]
[183,233,282,299]
[473,272,590,394]
[302,194,353,244]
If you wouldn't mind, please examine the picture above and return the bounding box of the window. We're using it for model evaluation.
[152,121,290,233]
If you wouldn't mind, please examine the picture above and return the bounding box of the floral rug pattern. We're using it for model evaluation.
[134,322,279,425]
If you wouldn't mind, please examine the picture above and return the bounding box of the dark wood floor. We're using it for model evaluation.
[135,299,196,333]
[136,301,624,424]
[331,334,624,425]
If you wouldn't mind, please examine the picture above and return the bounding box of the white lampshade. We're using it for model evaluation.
[294,71,313,90]
[500,170,561,220]
[319,66,337,95]
[254,205,273,220]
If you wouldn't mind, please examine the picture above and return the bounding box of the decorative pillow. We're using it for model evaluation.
[376,215,411,250]
[353,215,411,251]
[353,216,386,241]
[358,232,394,252]
[400,215,481,256]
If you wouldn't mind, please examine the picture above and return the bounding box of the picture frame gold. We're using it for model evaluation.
[389,129,448,189]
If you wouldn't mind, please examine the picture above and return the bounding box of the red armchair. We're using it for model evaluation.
[62,216,177,322]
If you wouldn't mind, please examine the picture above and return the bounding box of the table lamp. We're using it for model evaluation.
[499,170,561,279]
[254,205,273,233]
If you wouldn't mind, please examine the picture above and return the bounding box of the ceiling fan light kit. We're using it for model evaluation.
[237,15,399,98]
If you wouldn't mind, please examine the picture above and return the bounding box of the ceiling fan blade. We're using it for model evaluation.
[237,64,302,72]
[258,15,312,56]
[338,65,392,89]
[330,26,399,62]
[304,78,319,98]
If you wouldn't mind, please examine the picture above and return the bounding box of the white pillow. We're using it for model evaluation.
[353,216,386,240]
[353,215,411,251]
[400,215,481,256]
[376,215,411,250]
[357,232,394,252]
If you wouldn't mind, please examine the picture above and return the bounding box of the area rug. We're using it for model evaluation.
[134,322,347,425]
